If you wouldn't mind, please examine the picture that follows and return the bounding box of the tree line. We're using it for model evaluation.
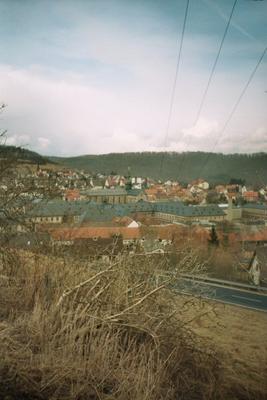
[51,151,267,184]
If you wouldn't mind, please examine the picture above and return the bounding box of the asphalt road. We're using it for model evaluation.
[172,279,267,312]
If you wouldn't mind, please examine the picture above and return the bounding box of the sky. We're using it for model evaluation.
[0,0,266,156]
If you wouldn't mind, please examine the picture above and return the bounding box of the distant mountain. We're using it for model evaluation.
[49,151,267,185]
[0,145,52,165]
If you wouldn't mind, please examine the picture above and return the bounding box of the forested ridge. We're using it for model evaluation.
[50,151,267,184]
[0,145,51,165]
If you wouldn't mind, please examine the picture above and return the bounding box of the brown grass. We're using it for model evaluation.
[187,300,267,398]
[0,249,266,400]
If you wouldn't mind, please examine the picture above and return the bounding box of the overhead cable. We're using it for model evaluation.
[177,0,238,181]
[199,46,267,177]
[159,0,190,177]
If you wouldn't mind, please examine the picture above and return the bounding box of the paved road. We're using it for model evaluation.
[171,279,267,312]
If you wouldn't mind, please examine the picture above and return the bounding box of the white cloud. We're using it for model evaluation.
[38,137,51,149]
[5,134,30,146]
[182,118,220,139]
[0,11,266,157]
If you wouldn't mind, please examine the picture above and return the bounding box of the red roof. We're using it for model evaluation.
[65,189,80,201]
[243,191,258,198]
[50,226,141,241]
[111,216,134,226]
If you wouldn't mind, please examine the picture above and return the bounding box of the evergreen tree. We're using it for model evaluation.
[208,226,219,246]
[125,166,132,190]
[125,180,132,191]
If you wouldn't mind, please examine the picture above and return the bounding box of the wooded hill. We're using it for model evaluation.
[50,152,267,185]
[0,145,52,165]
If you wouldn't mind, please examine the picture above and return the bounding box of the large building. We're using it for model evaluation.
[242,204,267,220]
[80,188,127,204]
[26,199,226,227]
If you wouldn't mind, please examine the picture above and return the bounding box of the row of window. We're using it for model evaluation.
[34,216,61,222]
[88,196,127,204]
[155,212,224,221]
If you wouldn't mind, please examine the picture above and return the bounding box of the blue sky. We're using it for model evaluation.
[0,0,266,155]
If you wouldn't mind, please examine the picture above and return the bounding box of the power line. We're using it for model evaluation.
[159,0,190,178]
[177,0,238,181]
[193,0,238,126]
[199,46,267,177]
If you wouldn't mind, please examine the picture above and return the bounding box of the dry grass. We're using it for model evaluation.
[0,248,266,400]
[185,300,267,398]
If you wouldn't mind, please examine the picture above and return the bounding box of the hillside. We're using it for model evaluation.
[50,151,267,184]
[0,145,52,165]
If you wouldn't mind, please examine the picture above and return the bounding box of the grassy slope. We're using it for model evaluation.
[0,249,266,399]
[50,151,267,184]
[186,301,267,396]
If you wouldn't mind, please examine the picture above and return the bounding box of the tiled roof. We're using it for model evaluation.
[136,202,225,217]
[27,199,225,220]
[51,227,141,240]
[126,189,144,196]
[112,216,134,226]
[244,191,258,196]
[27,200,90,217]
[243,203,267,210]
[65,189,80,200]
[81,188,127,196]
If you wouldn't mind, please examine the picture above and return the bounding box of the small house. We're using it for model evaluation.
[249,247,267,286]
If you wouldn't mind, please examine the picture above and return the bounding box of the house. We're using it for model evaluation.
[215,185,227,195]
[127,220,140,228]
[50,226,141,244]
[189,179,209,190]
[249,247,267,286]
[26,200,89,225]
[241,186,247,195]
[131,177,143,189]
[124,200,226,224]
[140,238,172,254]
[165,186,182,200]
[64,189,80,201]
[189,185,203,195]
[105,175,125,188]
[226,199,242,221]
[226,184,240,193]
[144,186,167,201]
[197,180,209,190]
[151,203,226,224]
[126,189,146,203]
[26,199,227,234]
[242,203,267,220]
[243,191,259,202]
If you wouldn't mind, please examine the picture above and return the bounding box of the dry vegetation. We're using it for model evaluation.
[0,249,266,400]
[177,296,267,397]
[189,302,267,398]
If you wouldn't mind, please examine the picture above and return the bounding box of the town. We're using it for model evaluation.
[3,160,267,287]
[1,0,267,398]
